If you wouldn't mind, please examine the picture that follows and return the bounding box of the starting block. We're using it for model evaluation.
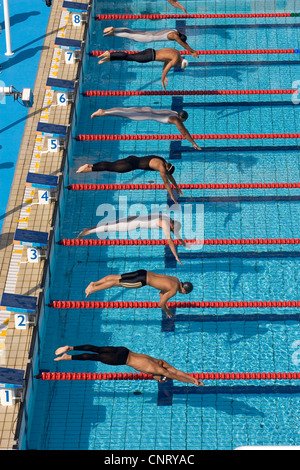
[62,1,89,12]
[13,228,48,248]
[62,1,90,27]
[36,121,67,153]
[45,77,76,106]
[0,367,24,406]
[54,37,83,64]
[0,293,37,330]
[13,228,48,264]
[26,172,58,205]
[25,172,58,190]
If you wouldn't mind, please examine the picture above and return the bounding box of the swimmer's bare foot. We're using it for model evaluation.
[77,228,90,240]
[91,108,105,119]
[76,164,93,173]
[85,282,96,298]
[54,353,72,361]
[55,345,72,356]
[98,51,111,64]
[103,27,114,36]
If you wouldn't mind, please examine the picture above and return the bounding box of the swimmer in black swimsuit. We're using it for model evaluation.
[85,270,193,318]
[97,48,189,91]
[54,345,204,386]
[76,155,183,204]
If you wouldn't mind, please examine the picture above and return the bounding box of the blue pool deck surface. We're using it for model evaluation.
[0,0,51,233]
[3,0,300,451]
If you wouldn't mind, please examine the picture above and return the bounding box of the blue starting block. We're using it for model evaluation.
[45,77,75,92]
[54,37,82,50]
[62,1,89,12]
[13,229,48,248]
[0,367,24,406]
[45,78,76,106]
[25,172,58,190]
[36,122,67,138]
[0,367,24,389]
[0,293,37,314]
[0,293,37,330]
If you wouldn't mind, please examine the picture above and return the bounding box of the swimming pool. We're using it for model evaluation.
[21,0,300,450]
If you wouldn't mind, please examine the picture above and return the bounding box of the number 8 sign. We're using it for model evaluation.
[72,13,82,27]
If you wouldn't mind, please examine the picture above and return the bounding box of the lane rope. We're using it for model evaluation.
[95,13,300,20]
[82,89,298,97]
[75,132,300,141]
[67,182,300,191]
[48,300,300,309]
[90,48,300,56]
[58,238,300,246]
[35,371,300,380]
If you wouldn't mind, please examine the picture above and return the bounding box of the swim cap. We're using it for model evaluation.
[181,58,189,69]
[177,32,188,43]
[182,282,193,294]
[178,110,189,121]
[166,162,175,175]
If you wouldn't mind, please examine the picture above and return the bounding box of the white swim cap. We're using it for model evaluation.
[181,59,189,69]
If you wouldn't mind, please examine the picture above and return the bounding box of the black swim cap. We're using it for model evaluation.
[182,282,193,294]
[178,110,188,121]
[177,32,188,43]
[166,162,175,175]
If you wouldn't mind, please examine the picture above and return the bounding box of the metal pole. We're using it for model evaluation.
[3,0,14,56]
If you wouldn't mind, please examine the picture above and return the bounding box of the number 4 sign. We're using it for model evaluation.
[38,189,51,205]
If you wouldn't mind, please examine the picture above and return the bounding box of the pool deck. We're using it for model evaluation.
[0,0,90,450]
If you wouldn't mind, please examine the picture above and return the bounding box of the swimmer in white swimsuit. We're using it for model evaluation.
[77,214,188,264]
[97,48,189,91]
[103,27,199,58]
[90,106,201,150]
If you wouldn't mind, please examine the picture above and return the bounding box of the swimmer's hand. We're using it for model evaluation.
[191,51,199,59]
[176,257,183,265]
[177,188,184,196]
[171,194,178,204]
[159,303,173,318]
[162,77,168,90]
[165,308,173,318]
[193,143,202,150]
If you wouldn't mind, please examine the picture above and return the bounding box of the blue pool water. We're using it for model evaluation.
[0,1,51,232]
[24,0,300,450]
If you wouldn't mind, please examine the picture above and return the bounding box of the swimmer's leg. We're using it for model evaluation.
[85,274,122,297]
[76,164,93,173]
[77,227,93,239]
[91,108,106,119]
[97,51,111,64]
[103,27,115,36]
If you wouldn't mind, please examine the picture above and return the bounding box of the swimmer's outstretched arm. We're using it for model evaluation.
[159,289,178,317]
[159,170,180,204]
[166,172,183,197]
[166,0,187,14]
[170,117,202,150]
[160,220,183,264]
[161,61,175,90]
[175,36,199,58]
